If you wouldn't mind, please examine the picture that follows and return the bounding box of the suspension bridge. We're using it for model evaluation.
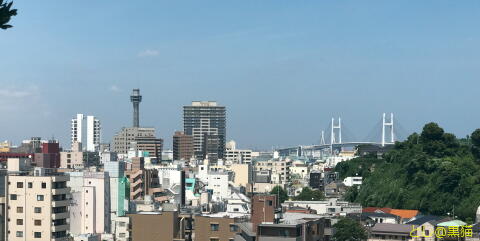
[277,113,405,158]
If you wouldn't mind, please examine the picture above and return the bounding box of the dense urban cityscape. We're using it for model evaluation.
[2,1,480,241]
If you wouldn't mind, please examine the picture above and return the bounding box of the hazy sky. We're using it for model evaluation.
[1,1,480,150]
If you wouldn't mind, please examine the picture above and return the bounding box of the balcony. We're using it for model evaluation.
[51,224,69,232]
[52,200,69,207]
[52,187,70,195]
[52,212,69,220]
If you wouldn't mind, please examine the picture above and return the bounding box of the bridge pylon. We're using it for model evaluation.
[331,118,342,144]
[382,113,394,147]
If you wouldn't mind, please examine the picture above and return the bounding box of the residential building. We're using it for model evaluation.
[71,114,101,152]
[173,131,194,161]
[6,170,70,241]
[68,171,111,235]
[183,101,226,160]
[194,214,244,241]
[343,176,363,186]
[206,172,230,201]
[127,211,184,241]
[125,157,161,200]
[251,195,280,233]
[229,163,252,188]
[33,140,60,168]
[60,142,84,169]
[112,127,163,159]
[224,140,252,164]
[368,223,412,241]
[254,158,291,185]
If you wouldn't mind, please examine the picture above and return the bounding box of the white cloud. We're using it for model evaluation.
[137,49,159,57]
[0,84,41,111]
[109,85,122,92]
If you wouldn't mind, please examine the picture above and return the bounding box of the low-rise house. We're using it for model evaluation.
[369,223,412,241]
[363,212,400,224]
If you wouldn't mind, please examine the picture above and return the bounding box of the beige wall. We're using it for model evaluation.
[7,175,69,241]
[60,151,84,169]
[230,164,250,188]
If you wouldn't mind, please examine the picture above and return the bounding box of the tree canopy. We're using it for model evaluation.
[336,123,480,220]
[270,185,288,204]
[333,217,367,241]
[0,0,16,30]
[294,187,325,201]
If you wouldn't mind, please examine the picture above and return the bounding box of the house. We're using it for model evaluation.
[362,212,400,224]
[368,223,413,241]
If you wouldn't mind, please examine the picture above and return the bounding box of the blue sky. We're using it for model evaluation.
[1,1,479,150]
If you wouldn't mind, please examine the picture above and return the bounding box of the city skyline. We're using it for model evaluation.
[1,1,480,149]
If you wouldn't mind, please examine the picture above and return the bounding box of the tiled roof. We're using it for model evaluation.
[390,209,419,219]
[371,223,412,234]
[363,207,392,213]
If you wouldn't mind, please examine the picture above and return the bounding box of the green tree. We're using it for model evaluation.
[471,129,480,159]
[294,187,324,201]
[270,186,288,204]
[0,0,17,30]
[333,217,367,241]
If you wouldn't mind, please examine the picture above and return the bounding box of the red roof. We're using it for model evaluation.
[363,207,419,219]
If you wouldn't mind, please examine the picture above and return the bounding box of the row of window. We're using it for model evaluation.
[11,194,45,201]
[15,231,42,238]
[210,223,238,232]
[14,182,47,189]
[13,219,42,226]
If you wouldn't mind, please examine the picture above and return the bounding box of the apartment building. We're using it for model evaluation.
[184,101,226,160]
[6,171,70,241]
[224,140,252,164]
[112,127,163,159]
[254,158,292,185]
[194,214,243,241]
[173,131,194,161]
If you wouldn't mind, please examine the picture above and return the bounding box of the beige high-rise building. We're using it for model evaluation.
[6,173,70,241]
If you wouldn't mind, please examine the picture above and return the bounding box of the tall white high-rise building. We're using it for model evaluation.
[71,114,101,152]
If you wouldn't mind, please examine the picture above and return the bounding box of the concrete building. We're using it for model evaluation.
[112,127,163,159]
[251,195,280,233]
[183,101,226,160]
[104,160,128,218]
[6,171,70,241]
[225,140,253,164]
[60,142,84,169]
[71,114,101,152]
[33,141,60,168]
[229,164,252,188]
[125,157,161,200]
[254,158,291,185]
[206,172,230,201]
[68,171,111,235]
[343,176,363,186]
[194,215,243,241]
[173,131,194,161]
[127,211,183,241]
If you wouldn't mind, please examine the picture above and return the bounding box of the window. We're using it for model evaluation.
[34,232,41,238]
[16,219,23,225]
[210,223,219,231]
[119,222,126,227]
[34,220,41,226]
[41,182,46,189]
[16,207,23,213]
[268,200,273,206]
[230,224,238,232]
[17,182,23,188]
[28,182,32,188]
[34,207,42,213]
[10,194,17,200]
[37,195,44,201]
[16,231,23,237]
[210,239,219,241]
[233,208,239,212]
[119,233,126,238]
